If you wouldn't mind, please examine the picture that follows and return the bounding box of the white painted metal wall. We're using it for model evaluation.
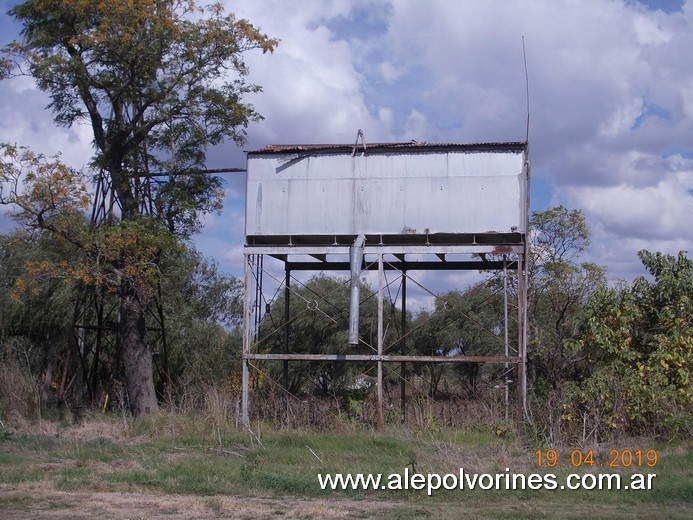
[245,145,527,238]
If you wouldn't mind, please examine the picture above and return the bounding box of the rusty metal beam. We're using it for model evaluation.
[283,260,517,271]
[245,353,521,363]
[245,244,525,255]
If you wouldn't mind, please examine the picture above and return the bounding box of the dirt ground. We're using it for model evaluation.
[0,483,397,520]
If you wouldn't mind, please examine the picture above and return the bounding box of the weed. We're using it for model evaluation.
[0,416,689,518]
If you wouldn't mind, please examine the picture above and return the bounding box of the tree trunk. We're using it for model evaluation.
[109,160,158,417]
[118,287,158,416]
[40,336,58,408]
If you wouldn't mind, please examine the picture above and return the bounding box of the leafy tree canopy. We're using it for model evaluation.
[3,0,278,227]
[564,250,692,439]
[1,0,278,416]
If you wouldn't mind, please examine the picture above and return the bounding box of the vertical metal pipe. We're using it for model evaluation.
[252,255,263,344]
[241,253,252,427]
[400,270,407,423]
[284,267,290,390]
[522,153,531,422]
[284,267,290,421]
[522,250,529,420]
[516,253,525,428]
[348,235,366,345]
[377,252,384,432]
[503,256,509,422]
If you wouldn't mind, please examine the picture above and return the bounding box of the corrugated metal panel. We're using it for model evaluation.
[253,141,526,154]
[245,143,528,239]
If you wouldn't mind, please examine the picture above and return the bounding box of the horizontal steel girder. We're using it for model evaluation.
[277,260,517,271]
[245,244,524,256]
[245,353,521,363]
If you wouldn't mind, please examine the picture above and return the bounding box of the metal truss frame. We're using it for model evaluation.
[241,241,528,431]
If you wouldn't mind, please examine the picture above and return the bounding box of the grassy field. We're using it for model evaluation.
[0,413,691,519]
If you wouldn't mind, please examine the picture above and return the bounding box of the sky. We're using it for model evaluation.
[1,0,692,306]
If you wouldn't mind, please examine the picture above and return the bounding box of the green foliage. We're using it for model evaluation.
[2,0,277,416]
[0,232,78,333]
[87,217,182,303]
[0,143,90,243]
[530,205,589,264]
[564,251,692,440]
[4,0,278,225]
[523,207,690,441]
[5,0,277,146]
[521,207,607,446]
[0,225,243,413]
[259,274,381,396]
[410,283,502,396]
[527,207,606,391]
[153,174,225,238]
[158,246,243,394]
[414,284,501,358]
[0,231,80,418]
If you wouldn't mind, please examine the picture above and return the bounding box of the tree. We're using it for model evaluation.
[565,250,692,439]
[259,274,380,397]
[1,143,183,413]
[0,230,81,412]
[525,207,605,389]
[158,245,244,395]
[484,206,606,441]
[410,284,502,397]
[0,144,90,242]
[2,0,277,416]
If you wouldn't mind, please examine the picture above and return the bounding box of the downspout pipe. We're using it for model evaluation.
[348,234,366,345]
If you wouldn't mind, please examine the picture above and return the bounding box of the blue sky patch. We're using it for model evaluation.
[634,0,685,13]
[631,100,673,129]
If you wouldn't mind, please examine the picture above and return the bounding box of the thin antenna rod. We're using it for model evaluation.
[522,36,530,144]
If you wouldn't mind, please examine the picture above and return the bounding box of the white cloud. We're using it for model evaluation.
[378,61,404,83]
[633,10,674,45]
[599,97,644,137]
[565,152,692,279]
[219,243,246,273]
[570,174,692,241]
[2,0,691,287]
[231,0,390,144]
[403,110,429,140]
[0,83,94,168]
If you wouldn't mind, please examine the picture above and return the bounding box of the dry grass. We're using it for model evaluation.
[0,482,399,519]
[1,405,690,520]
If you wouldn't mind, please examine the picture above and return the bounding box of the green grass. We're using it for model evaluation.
[0,417,691,519]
